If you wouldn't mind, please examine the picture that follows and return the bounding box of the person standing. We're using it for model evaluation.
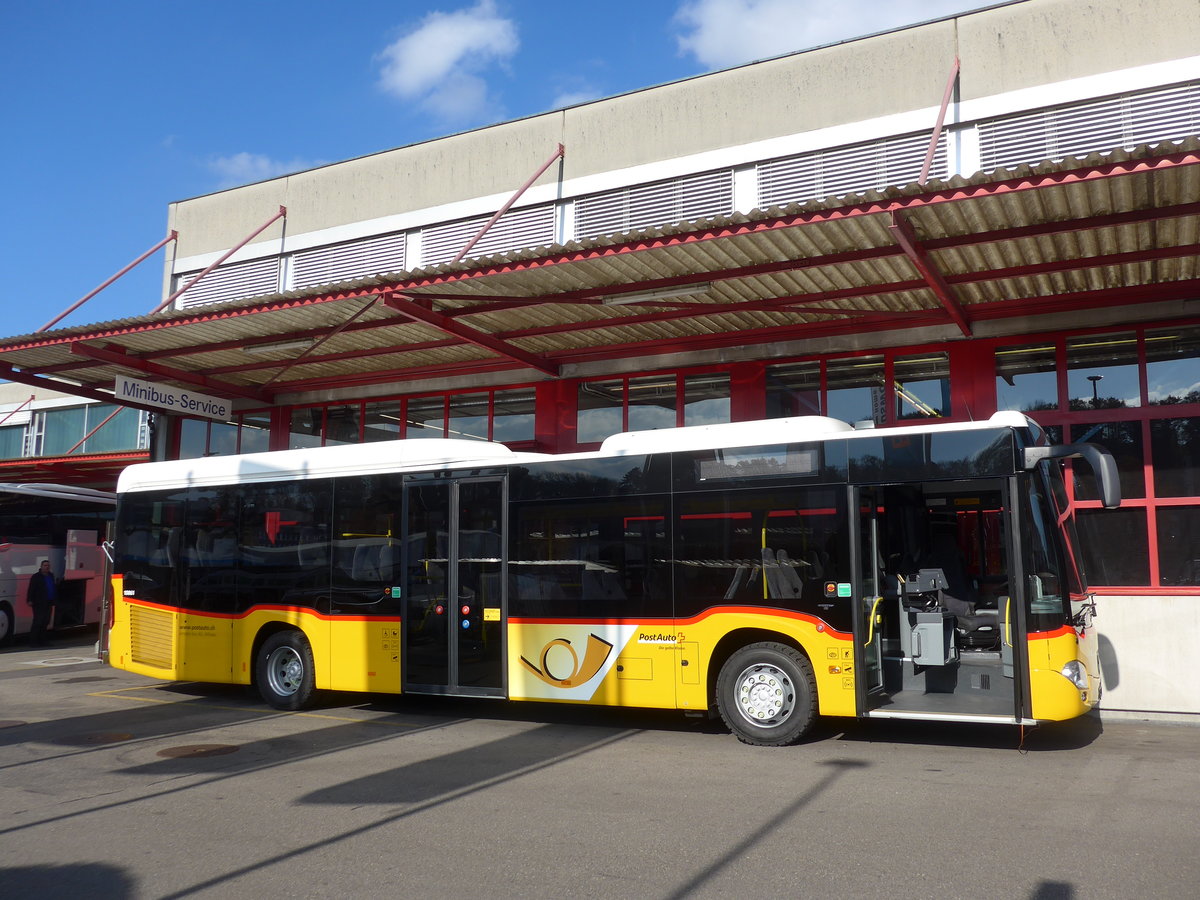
[27,559,57,646]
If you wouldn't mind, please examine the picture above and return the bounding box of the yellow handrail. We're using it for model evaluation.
[864,596,883,646]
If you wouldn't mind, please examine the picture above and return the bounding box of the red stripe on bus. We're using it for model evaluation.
[1028,625,1074,640]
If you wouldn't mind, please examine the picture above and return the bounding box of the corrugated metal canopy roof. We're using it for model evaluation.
[2,140,1198,411]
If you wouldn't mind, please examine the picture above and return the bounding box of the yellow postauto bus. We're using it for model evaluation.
[106,411,1118,746]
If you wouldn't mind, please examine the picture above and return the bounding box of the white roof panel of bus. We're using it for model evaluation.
[116,411,1032,493]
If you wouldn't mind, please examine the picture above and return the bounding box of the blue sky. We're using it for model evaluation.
[0,0,979,338]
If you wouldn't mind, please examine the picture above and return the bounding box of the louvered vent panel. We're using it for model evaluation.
[574,170,733,239]
[292,231,406,289]
[421,203,556,267]
[130,604,174,669]
[173,257,280,310]
[979,80,1200,171]
[757,130,947,208]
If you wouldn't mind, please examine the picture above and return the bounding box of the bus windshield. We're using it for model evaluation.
[1021,472,1073,632]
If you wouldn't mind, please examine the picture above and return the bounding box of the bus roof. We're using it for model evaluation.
[0,482,117,505]
[115,411,1033,494]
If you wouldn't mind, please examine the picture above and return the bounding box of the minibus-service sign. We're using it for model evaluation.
[116,375,232,421]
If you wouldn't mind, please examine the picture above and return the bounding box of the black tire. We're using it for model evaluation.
[0,603,13,648]
[255,631,316,710]
[715,642,817,747]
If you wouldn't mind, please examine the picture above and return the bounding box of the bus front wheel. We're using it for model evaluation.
[716,642,816,746]
[0,603,13,647]
[255,631,316,710]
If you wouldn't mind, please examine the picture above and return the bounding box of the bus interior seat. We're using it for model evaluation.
[762,548,804,600]
[776,549,805,597]
[192,528,213,565]
[908,567,999,650]
[352,543,382,582]
[378,541,400,582]
[722,564,749,600]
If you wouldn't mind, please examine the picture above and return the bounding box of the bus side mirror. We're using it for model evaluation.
[1023,442,1121,509]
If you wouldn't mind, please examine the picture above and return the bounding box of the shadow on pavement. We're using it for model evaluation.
[0,862,135,898]
[832,713,1103,750]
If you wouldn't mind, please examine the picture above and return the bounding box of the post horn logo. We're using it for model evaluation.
[520,634,614,688]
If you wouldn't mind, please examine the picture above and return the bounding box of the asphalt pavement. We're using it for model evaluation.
[2,631,1198,899]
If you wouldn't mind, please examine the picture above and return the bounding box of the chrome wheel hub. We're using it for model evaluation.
[734,664,794,728]
[268,648,303,696]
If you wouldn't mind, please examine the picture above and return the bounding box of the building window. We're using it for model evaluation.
[627,376,677,432]
[491,389,535,443]
[363,401,401,443]
[179,414,268,459]
[289,408,324,449]
[826,356,885,425]
[276,389,538,449]
[324,405,361,446]
[240,413,271,453]
[576,372,732,445]
[894,352,950,419]
[765,361,821,418]
[1069,421,1144,500]
[996,342,1058,412]
[684,374,730,426]
[577,379,624,444]
[0,424,25,459]
[405,396,447,439]
[447,393,490,441]
[1067,332,1140,410]
[1151,418,1200,498]
[1077,507,1151,586]
[1145,325,1200,405]
[1156,507,1200,586]
[38,404,145,456]
[997,321,1200,590]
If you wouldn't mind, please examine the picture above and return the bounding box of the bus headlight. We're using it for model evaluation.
[1060,660,1088,690]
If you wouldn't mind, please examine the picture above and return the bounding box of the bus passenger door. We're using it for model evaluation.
[403,478,505,697]
[859,483,1020,723]
[855,488,885,699]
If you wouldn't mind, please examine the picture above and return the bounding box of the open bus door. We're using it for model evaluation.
[854,481,1024,723]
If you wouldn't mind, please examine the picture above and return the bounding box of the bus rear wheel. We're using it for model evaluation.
[256,631,316,710]
[0,603,13,647]
[716,642,816,746]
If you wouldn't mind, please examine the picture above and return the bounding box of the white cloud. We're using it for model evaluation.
[674,0,978,69]
[376,0,518,122]
[209,152,323,189]
[551,87,602,110]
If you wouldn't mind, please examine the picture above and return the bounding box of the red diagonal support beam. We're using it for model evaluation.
[0,363,160,416]
[152,206,286,314]
[889,211,971,336]
[70,342,273,403]
[260,297,380,388]
[452,144,564,264]
[0,395,35,427]
[383,293,559,377]
[63,405,123,455]
[41,231,179,332]
[920,56,959,184]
